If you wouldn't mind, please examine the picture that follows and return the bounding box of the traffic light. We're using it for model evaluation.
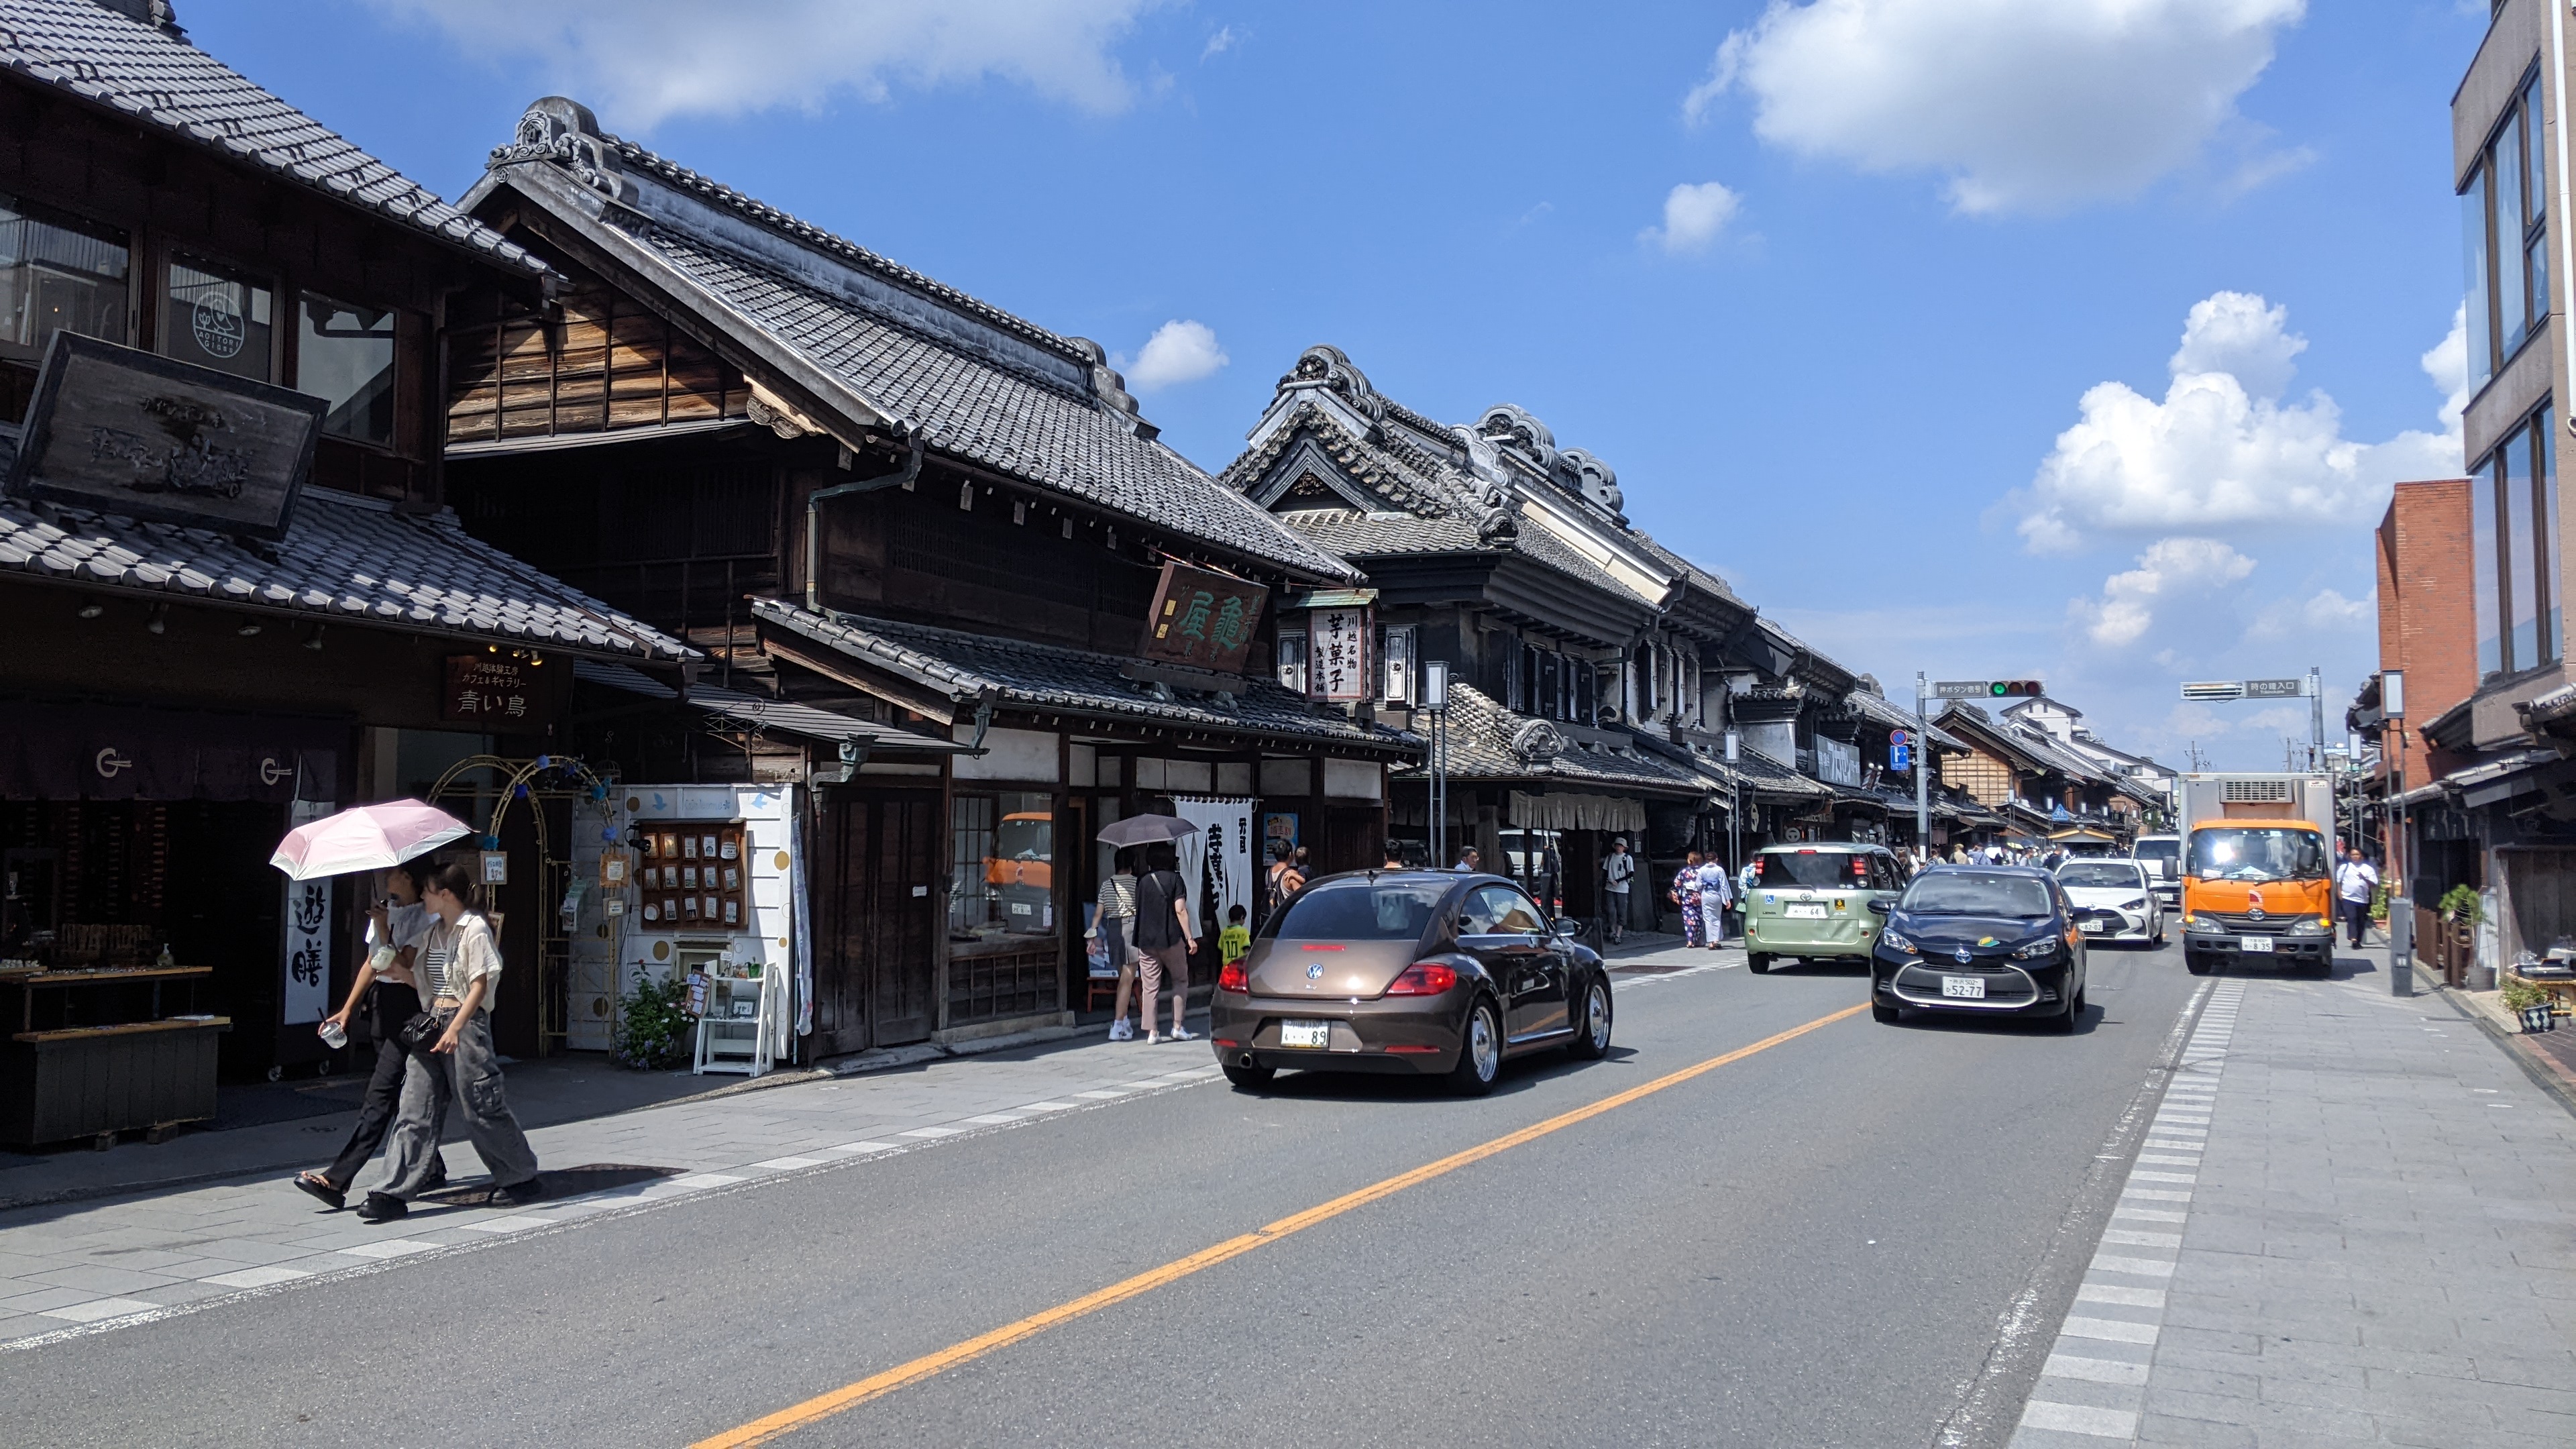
[1990,680,2044,698]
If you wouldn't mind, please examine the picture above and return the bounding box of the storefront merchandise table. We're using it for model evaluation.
[0,965,227,1148]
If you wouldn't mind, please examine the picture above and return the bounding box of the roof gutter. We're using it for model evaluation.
[805,436,923,613]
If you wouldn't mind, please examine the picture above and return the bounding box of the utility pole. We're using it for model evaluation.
[2385,670,2410,997]
[1914,670,1931,859]
[2308,665,2325,771]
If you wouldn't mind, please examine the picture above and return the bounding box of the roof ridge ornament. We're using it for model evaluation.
[1510,717,1566,767]
[1281,345,1386,422]
[488,97,627,201]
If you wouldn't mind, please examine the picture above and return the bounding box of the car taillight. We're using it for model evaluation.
[1384,961,1457,996]
[1853,859,1869,880]
[1218,961,1248,993]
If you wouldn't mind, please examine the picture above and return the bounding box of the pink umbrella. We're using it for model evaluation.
[270,800,473,881]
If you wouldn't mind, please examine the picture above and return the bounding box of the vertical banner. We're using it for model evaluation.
[1173,796,1254,947]
[280,800,335,1026]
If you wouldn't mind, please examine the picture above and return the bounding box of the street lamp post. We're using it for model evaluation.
[1424,661,1450,869]
[1915,671,1931,857]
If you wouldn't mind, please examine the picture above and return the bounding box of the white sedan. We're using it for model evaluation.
[2055,859,2164,946]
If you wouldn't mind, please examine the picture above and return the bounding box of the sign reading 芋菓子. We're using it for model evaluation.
[3,332,325,542]
[445,654,548,724]
[1140,561,1267,674]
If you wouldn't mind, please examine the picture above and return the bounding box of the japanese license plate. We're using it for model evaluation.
[1279,1020,1331,1049]
[1941,976,1986,999]
[1784,903,1829,920]
[2241,936,2273,953]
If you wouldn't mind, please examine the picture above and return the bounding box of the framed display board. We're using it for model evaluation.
[635,822,750,931]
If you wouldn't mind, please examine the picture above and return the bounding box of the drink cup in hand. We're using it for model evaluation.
[317,1018,348,1049]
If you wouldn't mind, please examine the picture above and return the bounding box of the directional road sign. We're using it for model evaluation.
[2243,678,2308,699]
[2180,681,2246,702]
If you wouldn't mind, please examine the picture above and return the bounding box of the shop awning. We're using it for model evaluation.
[0,698,341,802]
[753,599,1413,756]
[1508,791,1648,833]
[573,659,967,753]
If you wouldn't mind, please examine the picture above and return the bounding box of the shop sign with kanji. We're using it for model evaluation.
[1140,561,1267,674]
[1310,606,1371,702]
[444,654,544,723]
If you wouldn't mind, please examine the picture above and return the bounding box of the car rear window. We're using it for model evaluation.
[1900,872,2055,918]
[2133,839,2180,877]
[1262,878,1447,941]
[1756,850,1864,888]
[2058,862,2143,888]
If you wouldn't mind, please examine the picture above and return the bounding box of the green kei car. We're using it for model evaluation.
[1742,843,1907,974]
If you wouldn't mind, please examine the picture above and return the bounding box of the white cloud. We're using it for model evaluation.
[1116,319,1228,390]
[373,0,1164,129]
[2073,537,2256,648]
[1640,181,1742,256]
[1201,25,1239,60]
[1688,0,2307,214]
[2018,293,2464,553]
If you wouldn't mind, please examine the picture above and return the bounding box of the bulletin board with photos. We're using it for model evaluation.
[635,822,751,931]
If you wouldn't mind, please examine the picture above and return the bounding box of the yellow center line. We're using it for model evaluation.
[694,1002,1867,1449]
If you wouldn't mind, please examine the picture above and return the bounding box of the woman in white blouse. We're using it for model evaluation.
[358,861,542,1223]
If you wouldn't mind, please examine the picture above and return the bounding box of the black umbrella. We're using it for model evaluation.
[1095,814,1201,847]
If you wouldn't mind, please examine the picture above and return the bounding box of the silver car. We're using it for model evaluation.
[2055,858,2163,946]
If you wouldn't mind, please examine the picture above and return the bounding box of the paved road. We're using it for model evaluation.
[10,939,2208,1448]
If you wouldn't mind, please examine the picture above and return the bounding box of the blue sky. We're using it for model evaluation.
[192,1,2491,768]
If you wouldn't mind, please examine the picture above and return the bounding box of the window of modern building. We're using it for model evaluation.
[2477,402,2563,679]
[0,190,127,360]
[297,292,396,445]
[165,252,273,381]
[2477,445,2503,676]
[2463,72,2551,386]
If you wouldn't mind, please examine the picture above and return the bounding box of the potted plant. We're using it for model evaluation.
[2500,977,2557,1033]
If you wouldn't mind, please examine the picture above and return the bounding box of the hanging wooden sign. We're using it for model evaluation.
[1140,561,1266,674]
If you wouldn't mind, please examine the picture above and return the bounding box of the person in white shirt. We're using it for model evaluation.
[362,861,541,1223]
[292,865,447,1210]
[1603,838,1636,944]
[2334,846,2380,949]
[1694,853,1734,947]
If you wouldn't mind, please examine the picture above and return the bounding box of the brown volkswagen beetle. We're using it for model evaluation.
[1210,870,1613,1095]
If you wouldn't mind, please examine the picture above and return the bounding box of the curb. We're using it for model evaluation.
[2430,985,2576,1120]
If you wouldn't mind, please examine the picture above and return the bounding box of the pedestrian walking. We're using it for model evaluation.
[1695,853,1734,947]
[1131,845,1198,1044]
[293,864,446,1209]
[1672,851,1705,948]
[1454,845,1482,873]
[1095,852,1140,1040]
[2334,845,2379,949]
[1603,837,1635,944]
[358,861,541,1224]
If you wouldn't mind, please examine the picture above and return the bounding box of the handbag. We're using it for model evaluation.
[395,1010,443,1054]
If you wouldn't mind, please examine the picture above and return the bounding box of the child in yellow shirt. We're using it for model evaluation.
[1218,904,1251,968]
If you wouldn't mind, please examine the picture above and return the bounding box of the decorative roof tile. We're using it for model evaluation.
[1399,685,1723,797]
[0,485,691,660]
[0,0,545,276]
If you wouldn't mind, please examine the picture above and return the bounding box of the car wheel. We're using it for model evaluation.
[1567,977,1613,1060]
[1872,1002,1900,1024]
[1222,1063,1275,1091]
[2073,983,2088,1013]
[1748,953,1772,975]
[2185,952,2210,976]
[2051,998,2079,1033]
[1448,998,1503,1097]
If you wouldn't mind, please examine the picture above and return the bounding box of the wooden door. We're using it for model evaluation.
[823,791,942,1052]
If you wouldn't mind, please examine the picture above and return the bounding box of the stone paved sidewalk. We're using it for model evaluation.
[2013,958,2576,1448]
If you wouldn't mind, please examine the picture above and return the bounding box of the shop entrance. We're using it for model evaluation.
[823,789,939,1051]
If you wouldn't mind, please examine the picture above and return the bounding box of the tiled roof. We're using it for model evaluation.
[0,0,545,275]
[619,227,1350,582]
[1720,742,1835,800]
[1843,687,1968,752]
[1401,686,1720,797]
[0,484,692,660]
[751,600,1413,753]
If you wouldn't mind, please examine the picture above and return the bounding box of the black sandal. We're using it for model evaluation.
[292,1172,346,1211]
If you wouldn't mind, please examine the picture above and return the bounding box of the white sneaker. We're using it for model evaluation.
[1144,1032,1161,1045]
[1108,1020,1132,1041]
[1169,1026,1197,1041]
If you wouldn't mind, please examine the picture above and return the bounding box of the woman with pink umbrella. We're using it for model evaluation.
[272,800,470,1213]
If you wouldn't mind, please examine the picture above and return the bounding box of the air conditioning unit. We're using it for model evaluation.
[2220,777,2292,803]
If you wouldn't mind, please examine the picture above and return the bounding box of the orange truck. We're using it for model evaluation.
[2176,773,2336,978]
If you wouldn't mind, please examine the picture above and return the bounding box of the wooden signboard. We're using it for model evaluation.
[3,332,324,541]
[1140,561,1267,674]
[1309,604,1373,702]
[444,654,543,724]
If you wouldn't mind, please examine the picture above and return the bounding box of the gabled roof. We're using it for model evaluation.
[467,98,1352,585]
[751,599,1411,753]
[0,477,692,661]
[0,0,545,276]
[573,659,965,752]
